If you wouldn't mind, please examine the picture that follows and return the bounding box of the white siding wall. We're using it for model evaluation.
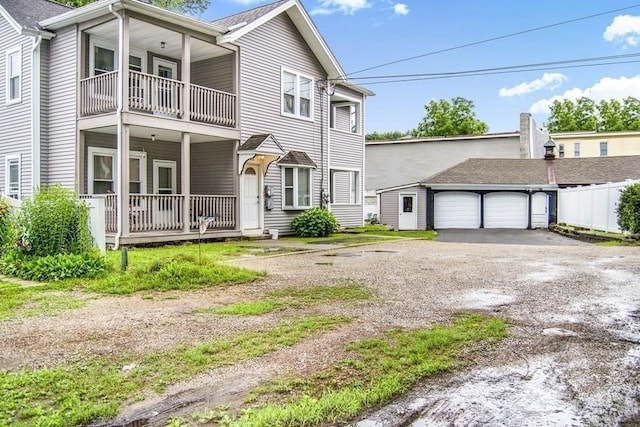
[236,13,327,233]
[0,17,32,197]
[45,25,77,188]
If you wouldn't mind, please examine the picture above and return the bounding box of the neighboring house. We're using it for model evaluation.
[364,113,547,220]
[0,0,372,246]
[550,130,640,159]
[378,155,640,230]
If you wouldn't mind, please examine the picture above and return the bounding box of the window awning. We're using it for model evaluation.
[277,151,317,168]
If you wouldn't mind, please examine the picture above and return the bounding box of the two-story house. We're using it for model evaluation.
[550,130,640,159]
[0,0,372,246]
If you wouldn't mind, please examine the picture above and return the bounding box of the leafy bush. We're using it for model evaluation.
[0,197,17,252]
[291,208,339,238]
[15,185,93,257]
[617,183,640,234]
[0,251,107,282]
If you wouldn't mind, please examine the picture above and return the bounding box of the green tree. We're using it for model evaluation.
[365,131,409,141]
[412,97,488,137]
[598,99,625,132]
[546,99,579,133]
[574,97,598,131]
[621,97,640,131]
[55,0,208,14]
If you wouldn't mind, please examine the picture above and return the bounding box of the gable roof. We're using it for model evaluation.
[214,0,373,96]
[421,156,640,187]
[0,0,69,34]
[238,134,284,154]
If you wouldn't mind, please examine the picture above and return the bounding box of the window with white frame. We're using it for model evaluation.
[281,69,313,119]
[153,159,176,194]
[5,154,20,199]
[6,46,21,104]
[282,166,312,209]
[330,102,361,134]
[574,142,580,158]
[89,38,146,76]
[600,141,608,157]
[558,143,565,158]
[330,169,360,205]
[88,147,146,195]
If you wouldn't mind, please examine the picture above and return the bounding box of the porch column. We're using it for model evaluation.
[182,132,191,233]
[119,124,131,237]
[181,33,191,121]
[119,12,130,113]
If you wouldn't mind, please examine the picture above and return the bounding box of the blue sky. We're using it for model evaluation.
[202,0,640,134]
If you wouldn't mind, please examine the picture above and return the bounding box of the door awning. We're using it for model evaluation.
[237,134,285,174]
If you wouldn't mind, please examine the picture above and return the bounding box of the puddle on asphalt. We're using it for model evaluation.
[462,290,515,309]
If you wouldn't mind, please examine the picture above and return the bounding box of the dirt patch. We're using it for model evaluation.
[1,240,639,425]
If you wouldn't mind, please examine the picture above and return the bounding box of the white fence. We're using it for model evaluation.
[558,180,638,233]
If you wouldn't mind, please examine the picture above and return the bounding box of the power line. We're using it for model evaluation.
[358,59,640,86]
[345,53,640,82]
[345,3,640,77]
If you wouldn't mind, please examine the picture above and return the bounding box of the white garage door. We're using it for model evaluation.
[434,192,481,229]
[484,192,528,229]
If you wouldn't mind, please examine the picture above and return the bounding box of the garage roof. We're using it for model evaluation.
[421,156,640,186]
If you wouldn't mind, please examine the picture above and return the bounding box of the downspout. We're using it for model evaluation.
[31,35,42,193]
[109,4,123,249]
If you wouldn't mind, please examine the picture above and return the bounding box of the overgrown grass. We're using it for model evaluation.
[0,315,350,427]
[204,282,372,316]
[215,313,508,426]
[0,282,83,320]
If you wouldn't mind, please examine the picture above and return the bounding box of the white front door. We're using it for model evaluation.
[243,166,260,229]
[153,160,177,227]
[531,192,549,229]
[152,57,178,114]
[398,193,417,230]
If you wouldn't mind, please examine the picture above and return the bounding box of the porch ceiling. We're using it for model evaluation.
[88,126,232,143]
[86,18,231,62]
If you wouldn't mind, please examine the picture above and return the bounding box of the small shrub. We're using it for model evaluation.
[0,251,107,282]
[617,183,640,234]
[0,197,17,252]
[291,208,339,238]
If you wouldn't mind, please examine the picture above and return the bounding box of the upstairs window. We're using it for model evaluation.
[573,142,580,158]
[281,69,313,119]
[5,154,20,199]
[330,101,361,134]
[558,143,565,158]
[89,38,145,77]
[600,141,608,157]
[6,46,21,104]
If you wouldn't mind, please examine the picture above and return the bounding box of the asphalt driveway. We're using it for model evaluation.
[435,228,587,245]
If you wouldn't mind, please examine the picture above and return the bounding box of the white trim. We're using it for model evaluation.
[240,162,263,231]
[31,36,42,189]
[376,182,422,194]
[5,154,20,199]
[365,132,520,146]
[89,36,146,77]
[88,147,146,194]
[281,165,313,209]
[153,57,177,78]
[329,101,362,135]
[153,159,177,194]
[5,45,22,105]
[281,67,314,121]
[426,183,557,191]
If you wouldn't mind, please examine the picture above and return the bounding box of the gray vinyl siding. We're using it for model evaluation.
[379,185,426,230]
[235,13,327,234]
[46,25,77,189]
[0,17,32,197]
[83,132,182,194]
[366,136,520,193]
[191,141,235,194]
[40,39,50,184]
[329,86,365,227]
[191,53,234,94]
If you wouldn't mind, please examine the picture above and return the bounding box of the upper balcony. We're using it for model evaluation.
[78,14,237,129]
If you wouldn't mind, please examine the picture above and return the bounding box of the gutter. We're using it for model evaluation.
[31,35,43,192]
[109,4,123,249]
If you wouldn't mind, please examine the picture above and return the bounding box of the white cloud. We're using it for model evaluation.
[310,0,370,15]
[393,3,409,16]
[499,73,567,97]
[530,75,640,114]
[603,15,640,47]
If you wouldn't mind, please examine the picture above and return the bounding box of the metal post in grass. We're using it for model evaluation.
[198,216,208,264]
[121,247,128,271]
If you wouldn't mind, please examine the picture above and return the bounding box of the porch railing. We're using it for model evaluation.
[79,71,237,127]
[83,194,236,234]
[79,71,118,115]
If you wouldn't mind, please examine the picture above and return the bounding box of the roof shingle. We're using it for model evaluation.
[0,0,70,30]
[212,0,288,33]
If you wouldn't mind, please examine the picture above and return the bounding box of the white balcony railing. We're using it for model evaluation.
[79,71,236,127]
[83,194,236,234]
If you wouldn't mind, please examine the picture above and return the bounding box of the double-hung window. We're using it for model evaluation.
[558,144,565,158]
[6,46,21,104]
[89,38,146,76]
[5,154,20,199]
[88,147,146,195]
[573,142,580,158]
[281,69,313,119]
[330,169,360,205]
[282,167,312,209]
[600,141,608,157]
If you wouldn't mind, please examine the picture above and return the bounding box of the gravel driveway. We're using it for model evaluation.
[1,238,638,426]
